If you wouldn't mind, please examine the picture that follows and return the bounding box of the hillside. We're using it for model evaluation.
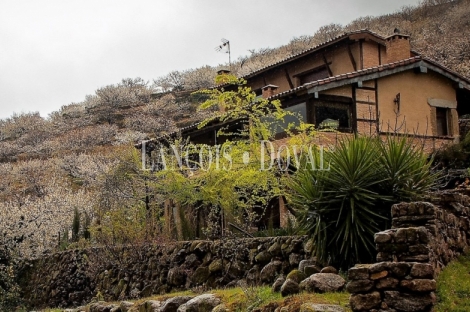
[0,0,469,259]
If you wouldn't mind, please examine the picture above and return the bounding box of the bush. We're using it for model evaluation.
[287,136,439,268]
[0,248,21,310]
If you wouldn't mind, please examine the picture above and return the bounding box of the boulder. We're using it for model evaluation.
[191,267,210,285]
[280,279,300,297]
[138,300,161,312]
[268,242,282,256]
[119,301,135,312]
[167,268,186,287]
[299,273,345,293]
[209,259,223,273]
[260,261,283,283]
[320,266,337,274]
[286,269,306,284]
[255,251,273,264]
[176,294,221,312]
[272,275,286,292]
[159,296,193,312]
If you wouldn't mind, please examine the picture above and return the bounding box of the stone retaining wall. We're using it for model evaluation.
[18,236,310,308]
[347,191,470,312]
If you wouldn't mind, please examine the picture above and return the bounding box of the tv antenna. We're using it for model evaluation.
[215,38,231,68]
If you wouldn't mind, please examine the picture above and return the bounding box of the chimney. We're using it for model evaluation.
[385,33,411,63]
[217,69,231,76]
[216,68,232,85]
[262,84,279,99]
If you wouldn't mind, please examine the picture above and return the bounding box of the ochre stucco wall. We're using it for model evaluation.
[362,40,380,69]
[377,70,458,137]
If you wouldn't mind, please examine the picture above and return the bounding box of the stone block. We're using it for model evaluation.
[349,291,381,311]
[345,279,374,293]
[410,263,434,278]
[400,279,436,292]
[384,291,434,312]
[348,265,370,280]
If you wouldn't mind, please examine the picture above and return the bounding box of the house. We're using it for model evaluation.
[182,29,470,149]
[139,29,470,237]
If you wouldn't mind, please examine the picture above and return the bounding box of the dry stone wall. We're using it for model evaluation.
[347,191,470,312]
[18,236,310,308]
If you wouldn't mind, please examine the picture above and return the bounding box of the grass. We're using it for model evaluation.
[436,253,470,312]
[138,286,351,312]
[38,286,350,312]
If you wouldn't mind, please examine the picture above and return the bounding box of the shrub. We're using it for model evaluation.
[287,136,439,268]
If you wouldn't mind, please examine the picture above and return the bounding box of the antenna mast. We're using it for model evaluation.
[215,38,231,68]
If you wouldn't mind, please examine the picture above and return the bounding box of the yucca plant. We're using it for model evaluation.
[287,135,439,268]
[378,136,439,201]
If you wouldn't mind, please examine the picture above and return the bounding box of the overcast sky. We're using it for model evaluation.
[0,0,420,120]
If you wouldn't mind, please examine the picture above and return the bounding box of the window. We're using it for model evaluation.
[262,102,307,135]
[436,107,448,136]
[314,102,351,131]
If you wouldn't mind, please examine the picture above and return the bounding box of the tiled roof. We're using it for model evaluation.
[269,56,470,100]
[241,29,387,79]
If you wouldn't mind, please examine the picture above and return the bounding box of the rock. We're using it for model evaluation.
[298,260,315,272]
[212,304,228,312]
[139,300,161,312]
[349,291,381,311]
[225,260,245,278]
[286,269,306,283]
[304,238,314,254]
[191,266,210,285]
[304,265,322,277]
[209,259,223,273]
[345,279,374,293]
[300,303,345,311]
[246,265,260,285]
[255,251,273,264]
[374,232,392,243]
[272,275,286,292]
[410,263,434,278]
[384,291,435,311]
[268,242,282,256]
[176,294,221,312]
[389,262,411,277]
[259,302,279,312]
[167,268,186,287]
[400,279,437,292]
[184,254,199,267]
[348,265,370,280]
[120,301,134,312]
[289,253,303,267]
[299,273,346,293]
[375,277,399,289]
[320,266,337,274]
[159,296,193,312]
[281,279,300,297]
[370,270,388,280]
[141,284,154,298]
[260,261,283,283]
[88,301,117,312]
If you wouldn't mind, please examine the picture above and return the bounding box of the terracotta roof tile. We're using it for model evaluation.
[268,56,470,100]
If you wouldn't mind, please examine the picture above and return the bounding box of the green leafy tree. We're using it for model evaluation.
[151,75,311,237]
